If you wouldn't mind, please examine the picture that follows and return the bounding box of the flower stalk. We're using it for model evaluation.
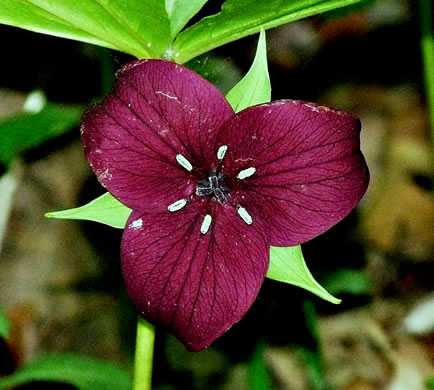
[133,317,155,390]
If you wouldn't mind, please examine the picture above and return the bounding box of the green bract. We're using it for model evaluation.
[226,28,271,113]
[268,247,341,304]
[45,192,131,229]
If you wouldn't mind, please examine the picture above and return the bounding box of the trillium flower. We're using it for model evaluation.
[80,59,369,351]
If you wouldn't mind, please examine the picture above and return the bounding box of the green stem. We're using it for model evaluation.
[420,0,434,137]
[133,317,155,390]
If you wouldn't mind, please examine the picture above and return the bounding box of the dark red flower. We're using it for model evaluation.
[80,59,369,351]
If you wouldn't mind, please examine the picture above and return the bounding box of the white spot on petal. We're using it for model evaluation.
[176,154,193,171]
[237,167,256,180]
[159,129,168,137]
[237,207,252,225]
[303,102,331,113]
[99,168,112,180]
[129,218,143,230]
[155,91,179,101]
[200,214,212,234]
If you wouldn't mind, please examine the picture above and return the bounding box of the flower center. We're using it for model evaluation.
[195,172,230,205]
[169,148,256,234]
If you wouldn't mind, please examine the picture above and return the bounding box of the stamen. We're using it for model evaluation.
[237,167,256,180]
[176,154,193,171]
[168,198,187,212]
[200,214,212,234]
[237,207,253,225]
[217,145,228,160]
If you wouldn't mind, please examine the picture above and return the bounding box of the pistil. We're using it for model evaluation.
[196,173,229,205]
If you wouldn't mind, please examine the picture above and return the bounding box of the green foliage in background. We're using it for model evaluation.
[323,268,372,296]
[0,354,132,390]
[426,377,434,390]
[0,304,10,340]
[0,101,82,166]
[248,342,272,390]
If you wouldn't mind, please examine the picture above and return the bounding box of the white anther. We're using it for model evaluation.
[237,207,253,225]
[200,214,212,234]
[168,198,188,212]
[217,145,228,160]
[176,154,193,171]
[237,167,256,180]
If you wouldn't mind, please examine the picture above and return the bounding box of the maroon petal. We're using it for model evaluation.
[217,100,369,246]
[121,200,269,351]
[80,59,234,211]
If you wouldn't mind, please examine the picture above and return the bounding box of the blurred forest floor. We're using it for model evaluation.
[0,0,433,389]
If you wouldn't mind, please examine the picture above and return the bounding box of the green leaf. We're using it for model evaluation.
[173,0,366,63]
[45,192,131,229]
[0,303,10,340]
[226,28,270,112]
[0,101,83,166]
[322,269,372,296]
[165,0,207,38]
[267,246,341,304]
[0,0,115,50]
[0,0,172,58]
[0,353,132,390]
